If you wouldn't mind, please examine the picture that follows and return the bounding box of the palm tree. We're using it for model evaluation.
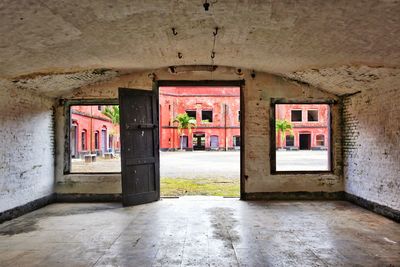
[102,106,119,124]
[276,119,293,149]
[102,106,120,153]
[173,113,197,151]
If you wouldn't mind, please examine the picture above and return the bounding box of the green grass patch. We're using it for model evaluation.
[160,177,240,197]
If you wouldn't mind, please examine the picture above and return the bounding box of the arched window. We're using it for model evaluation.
[210,135,219,149]
[94,131,99,149]
[81,130,87,150]
[233,136,241,147]
[101,126,107,152]
[285,135,294,147]
[70,122,78,157]
[316,134,325,146]
[180,136,188,149]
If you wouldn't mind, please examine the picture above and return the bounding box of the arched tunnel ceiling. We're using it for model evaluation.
[0,0,399,96]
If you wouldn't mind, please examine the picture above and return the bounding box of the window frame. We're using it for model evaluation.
[201,110,213,122]
[307,109,319,122]
[185,110,197,120]
[233,135,241,147]
[63,99,119,174]
[270,99,335,174]
[285,134,294,147]
[316,134,325,146]
[291,109,303,122]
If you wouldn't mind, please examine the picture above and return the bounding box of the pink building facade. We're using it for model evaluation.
[159,86,240,151]
[70,105,120,158]
[276,104,329,150]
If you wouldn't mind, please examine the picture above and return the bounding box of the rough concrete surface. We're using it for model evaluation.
[0,1,399,97]
[0,199,399,266]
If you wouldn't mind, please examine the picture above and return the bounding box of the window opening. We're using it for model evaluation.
[186,110,196,119]
[202,110,213,122]
[94,131,99,150]
[308,110,318,122]
[316,134,325,146]
[233,136,241,147]
[275,104,330,172]
[285,135,294,147]
[69,104,120,173]
[291,110,302,122]
[210,135,219,149]
[81,130,87,151]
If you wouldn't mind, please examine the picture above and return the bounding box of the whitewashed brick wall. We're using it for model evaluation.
[0,83,55,213]
[343,87,400,211]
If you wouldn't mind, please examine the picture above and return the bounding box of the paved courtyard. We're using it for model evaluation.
[276,150,329,171]
[71,150,329,175]
[160,151,240,179]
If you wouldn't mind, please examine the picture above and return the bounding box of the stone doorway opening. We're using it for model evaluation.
[193,133,206,150]
[299,133,311,150]
[157,82,243,198]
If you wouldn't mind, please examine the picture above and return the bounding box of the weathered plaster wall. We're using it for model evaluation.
[1,1,399,79]
[0,81,55,213]
[343,87,400,211]
[56,67,342,195]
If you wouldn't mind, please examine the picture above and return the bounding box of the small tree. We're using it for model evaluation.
[173,113,196,150]
[102,106,120,152]
[102,106,119,124]
[276,119,293,149]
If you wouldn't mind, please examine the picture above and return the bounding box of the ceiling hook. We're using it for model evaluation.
[213,27,219,36]
[172,28,178,36]
[211,51,215,59]
[178,52,183,59]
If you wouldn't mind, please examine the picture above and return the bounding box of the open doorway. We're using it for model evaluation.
[158,83,242,197]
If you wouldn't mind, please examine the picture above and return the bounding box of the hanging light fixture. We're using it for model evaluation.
[203,0,210,11]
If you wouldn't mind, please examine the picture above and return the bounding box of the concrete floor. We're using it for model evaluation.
[0,199,399,267]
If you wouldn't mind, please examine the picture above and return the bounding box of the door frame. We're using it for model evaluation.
[155,80,246,199]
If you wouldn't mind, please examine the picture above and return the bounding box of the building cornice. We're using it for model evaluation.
[71,110,113,123]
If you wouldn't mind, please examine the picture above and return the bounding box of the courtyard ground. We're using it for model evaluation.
[71,151,328,196]
[276,150,329,171]
[160,151,241,196]
[160,151,240,179]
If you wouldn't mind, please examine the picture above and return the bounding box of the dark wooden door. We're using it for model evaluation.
[119,88,159,206]
[299,134,311,150]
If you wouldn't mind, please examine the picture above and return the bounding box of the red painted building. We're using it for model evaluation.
[159,86,240,151]
[70,105,120,158]
[275,104,329,150]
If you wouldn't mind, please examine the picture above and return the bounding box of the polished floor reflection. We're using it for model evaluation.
[0,198,399,266]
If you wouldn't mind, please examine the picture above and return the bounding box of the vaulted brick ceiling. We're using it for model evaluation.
[1,0,399,96]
